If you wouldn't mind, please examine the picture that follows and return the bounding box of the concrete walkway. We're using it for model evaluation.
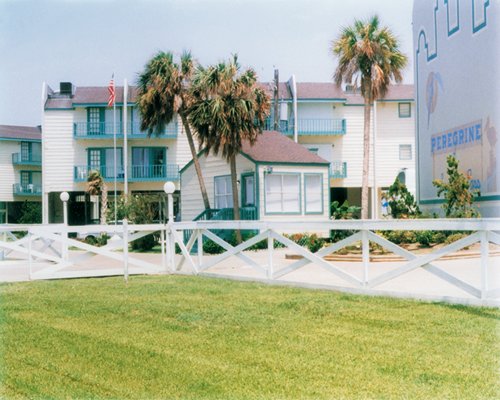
[1,247,499,307]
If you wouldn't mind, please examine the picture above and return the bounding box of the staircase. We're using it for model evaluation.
[183,207,257,250]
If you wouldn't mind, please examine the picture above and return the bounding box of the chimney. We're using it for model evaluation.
[59,82,73,96]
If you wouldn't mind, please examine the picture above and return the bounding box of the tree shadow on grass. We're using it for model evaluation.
[435,303,500,321]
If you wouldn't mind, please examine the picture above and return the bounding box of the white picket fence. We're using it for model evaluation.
[0,219,499,306]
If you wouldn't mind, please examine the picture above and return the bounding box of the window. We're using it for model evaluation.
[88,107,104,134]
[87,148,123,178]
[308,148,319,155]
[20,171,41,193]
[399,144,412,160]
[20,142,41,162]
[265,173,300,214]
[305,174,323,213]
[131,147,166,178]
[398,102,411,118]
[214,175,233,209]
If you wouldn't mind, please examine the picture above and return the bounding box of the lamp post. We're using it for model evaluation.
[163,181,176,272]
[163,181,176,222]
[60,191,69,261]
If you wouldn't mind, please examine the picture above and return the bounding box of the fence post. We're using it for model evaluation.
[267,230,274,279]
[161,226,166,272]
[123,219,129,282]
[480,230,489,300]
[362,229,369,286]
[197,230,203,270]
[169,224,176,272]
[28,230,33,280]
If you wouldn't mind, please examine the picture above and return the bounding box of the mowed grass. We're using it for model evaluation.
[0,276,499,399]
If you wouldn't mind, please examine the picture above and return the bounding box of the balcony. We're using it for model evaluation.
[265,118,346,136]
[330,162,347,179]
[13,183,42,196]
[130,164,180,181]
[12,153,42,166]
[73,121,178,139]
[74,165,125,182]
[74,164,180,182]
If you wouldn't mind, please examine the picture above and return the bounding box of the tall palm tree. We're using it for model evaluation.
[332,15,407,219]
[86,170,108,225]
[137,51,211,210]
[188,55,270,242]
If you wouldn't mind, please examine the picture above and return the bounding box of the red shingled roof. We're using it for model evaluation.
[44,82,413,109]
[296,83,346,99]
[0,125,41,140]
[241,130,329,164]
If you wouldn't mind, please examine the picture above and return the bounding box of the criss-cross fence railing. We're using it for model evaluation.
[171,219,500,306]
[0,219,499,305]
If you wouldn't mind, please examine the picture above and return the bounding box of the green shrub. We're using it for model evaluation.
[387,178,420,218]
[17,201,42,224]
[444,233,468,245]
[384,230,416,245]
[432,232,447,244]
[415,231,433,247]
[330,200,360,243]
[432,155,480,218]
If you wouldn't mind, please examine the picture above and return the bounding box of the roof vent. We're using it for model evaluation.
[59,82,73,96]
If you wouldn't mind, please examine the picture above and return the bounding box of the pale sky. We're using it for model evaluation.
[0,0,414,126]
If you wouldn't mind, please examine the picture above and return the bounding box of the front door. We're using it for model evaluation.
[242,174,255,207]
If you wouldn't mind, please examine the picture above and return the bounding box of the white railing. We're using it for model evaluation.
[0,219,499,306]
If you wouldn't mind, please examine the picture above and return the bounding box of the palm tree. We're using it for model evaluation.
[86,170,108,225]
[332,15,407,219]
[137,51,211,210]
[188,55,270,242]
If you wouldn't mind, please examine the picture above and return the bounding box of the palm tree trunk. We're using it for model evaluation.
[180,113,211,211]
[230,154,242,244]
[101,184,108,225]
[361,85,371,220]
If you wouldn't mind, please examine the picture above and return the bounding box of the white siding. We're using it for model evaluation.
[297,101,415,189]
[375,102,416,187]
[180,153,255,221]
[43,110,75,192]
[0,141,18,202]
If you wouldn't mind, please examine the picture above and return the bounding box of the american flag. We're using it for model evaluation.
[108,74,115,107]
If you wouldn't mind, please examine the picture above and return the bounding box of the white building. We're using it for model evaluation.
[181,131,331,233]
[263,79,416,218]
[0,125,42,223]
[40,80,415,224]
[41,82,193,224]
[413,0,499,217]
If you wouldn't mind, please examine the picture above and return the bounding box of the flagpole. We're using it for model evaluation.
[113,75,117,225]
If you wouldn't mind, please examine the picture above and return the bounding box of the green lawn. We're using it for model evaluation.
[0,276,498,399]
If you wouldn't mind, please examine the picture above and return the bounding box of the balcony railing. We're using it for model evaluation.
[74,165,125,182]
[13,183,42,196]
[330,161,347,179]
[265,118,346,136]
[12,153,42,166]
[74,164,179,182]
[73,121,178,139]
[130,164,179,181]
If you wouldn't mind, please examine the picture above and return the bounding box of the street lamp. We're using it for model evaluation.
[60,191,69,225]
[59,191,69,261]
[163,181,176,222]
